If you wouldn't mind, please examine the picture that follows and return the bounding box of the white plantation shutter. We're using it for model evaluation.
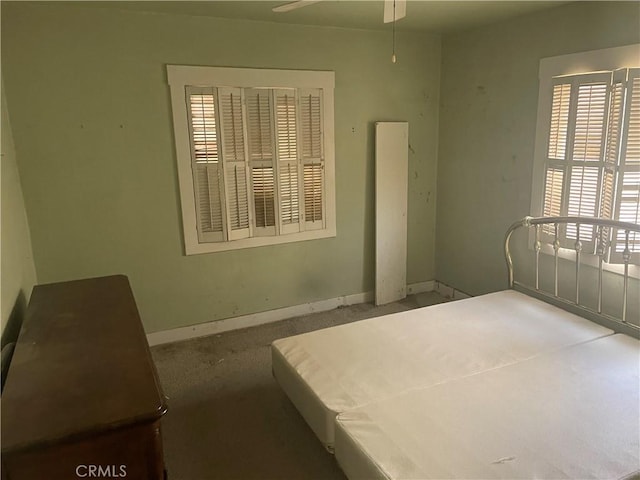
[186,87,226,243]
[599,70,626,252]
[548,83,571,161]
[540,68,640,265]
[218,87,251,240]
[571,82,608,163]
[613,68,640,261]
[300,89,325,230]
[246,89,273,162]
[543,167,564,218]
[565,76,610,247]
[600,72,625,218]
[542,73,612,249]
[186,86,329,242]
[275,89,301,234]
[566,165,600,242]
[251,166,276,229]
[168,65,335,254]
[246,89,276,235]
[542,81,571,237]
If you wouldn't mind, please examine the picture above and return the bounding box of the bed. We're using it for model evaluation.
[271,216,640,478]
[335,333,639,480]
[271,290,612,450]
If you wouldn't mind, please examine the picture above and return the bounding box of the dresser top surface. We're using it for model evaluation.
[2,275,167,453]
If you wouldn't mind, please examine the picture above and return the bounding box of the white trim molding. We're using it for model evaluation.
[147,280,438,346]
[530,44,640,277]
[434,281,471,300]
[531,44,640,220]
[167,65,337,255]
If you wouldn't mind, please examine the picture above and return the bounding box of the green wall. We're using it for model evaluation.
[436,1,640,298]
[1,78,37,343]
[1,2,440,333]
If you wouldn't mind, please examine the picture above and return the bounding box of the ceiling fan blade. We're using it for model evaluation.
[272,0,323,13]
[383,0,406,23]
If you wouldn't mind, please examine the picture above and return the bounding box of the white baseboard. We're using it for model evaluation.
[407,280,436,295]
[434,281,471,300]
[147,280,436,346]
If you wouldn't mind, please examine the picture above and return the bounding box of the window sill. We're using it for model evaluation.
[535,242,640,280]
[184,227,336,255]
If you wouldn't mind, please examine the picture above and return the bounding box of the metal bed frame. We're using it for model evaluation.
[505,216,639,338]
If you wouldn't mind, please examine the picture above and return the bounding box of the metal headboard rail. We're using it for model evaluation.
[505,216,639,337]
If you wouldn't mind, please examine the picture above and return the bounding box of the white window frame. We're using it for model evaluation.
[168,65,336,255]
[531,44,640,277]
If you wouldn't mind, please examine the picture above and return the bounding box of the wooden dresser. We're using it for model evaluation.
[1,275,168,480]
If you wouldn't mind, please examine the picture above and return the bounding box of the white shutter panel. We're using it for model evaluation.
[567,164,600,226]
[218,87,251,240]
[543,167,564,218]
[597,69,626,255]
[252,167,276,230]
[246,89,276,236]
[572,82,608,163]
[542,80,571,237]
[613,68,640,263]
[186,87,226,243]
[300,88,325,230]
[547,83,571,161]
[565,74,611,248]
[603,71,626,172]
[275,89,301,234]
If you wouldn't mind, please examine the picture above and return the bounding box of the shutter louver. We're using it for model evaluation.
[280,163,299,226]
[225,164,250,232]
[246,90,276,234]
[275,90,300,233]
[548,83,571,160]
[304,164,324,223]
[614,70,640,258]
[542,167,564,235]
[604,78,625,167]
[252,166,276,228]
[247,90,273,162]
[600,168,615,222]
[565,78,610,246]
[566,166,599,241]
[300,89,324,229]
[301,92,322,159]
[220,89,246,162]
[599,71,626,249]
[572,83,608,163]
[276,91,298,163]
[542,80,573,239]
[190,93,219,163]
[219,87,250,239]
[186,88,225,242]
[195,164,224,234]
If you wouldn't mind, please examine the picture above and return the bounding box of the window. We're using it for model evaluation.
[168,66,336,254]
[531,45,640,266]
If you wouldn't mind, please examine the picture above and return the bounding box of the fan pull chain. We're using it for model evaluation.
[391,0,397,63]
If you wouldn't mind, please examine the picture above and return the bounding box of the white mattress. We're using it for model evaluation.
[334,334,640,480]
[271,290,613,449]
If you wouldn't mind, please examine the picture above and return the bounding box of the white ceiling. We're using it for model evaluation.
[66,0,571,33]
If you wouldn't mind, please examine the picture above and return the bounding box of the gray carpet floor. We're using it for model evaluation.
[151,292,448,480]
